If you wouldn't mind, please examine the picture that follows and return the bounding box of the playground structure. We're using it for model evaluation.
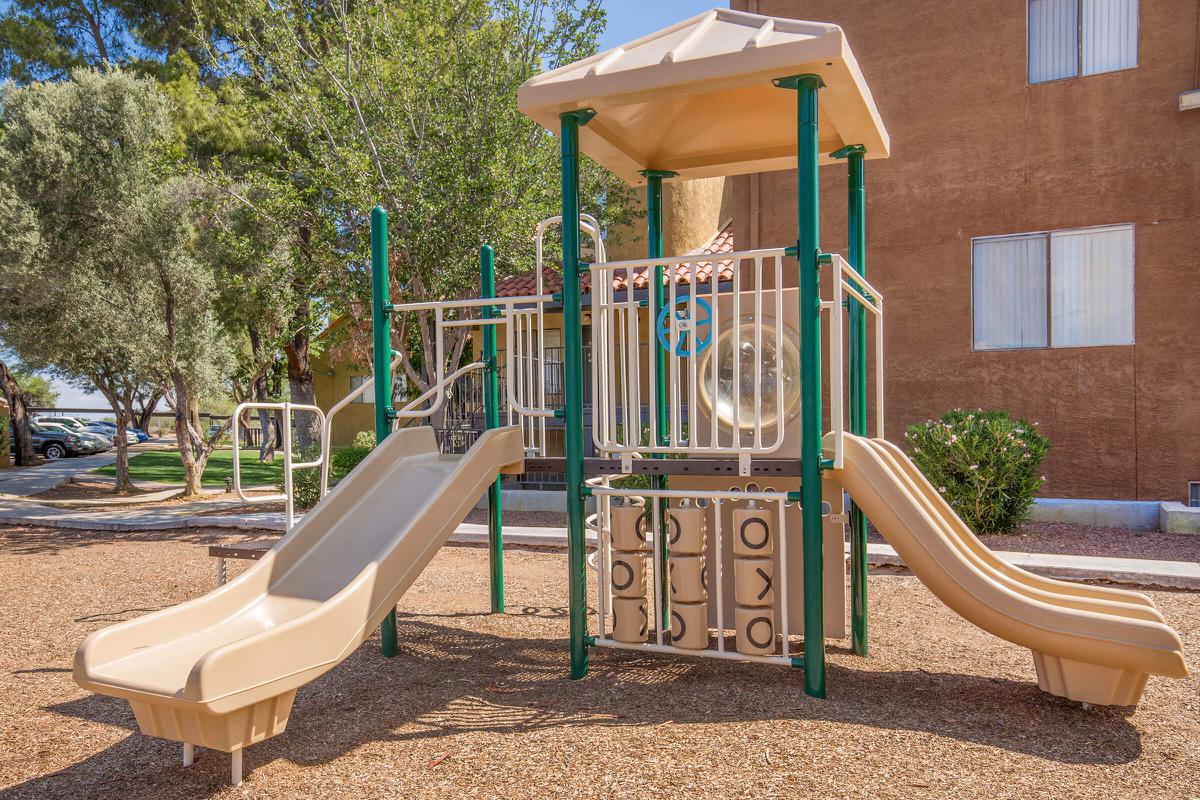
[73,9,1186,787]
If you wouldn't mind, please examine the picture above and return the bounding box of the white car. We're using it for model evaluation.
[84,422,137,445]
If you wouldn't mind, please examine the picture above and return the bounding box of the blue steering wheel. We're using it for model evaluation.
[656,296,714,358]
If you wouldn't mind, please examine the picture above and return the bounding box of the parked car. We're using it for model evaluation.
[84,422,137,445]
[10,422,87,460]
[92,420,151,442]
[36,421,109,453]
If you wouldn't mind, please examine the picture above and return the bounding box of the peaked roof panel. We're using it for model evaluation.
[518,8,890,185]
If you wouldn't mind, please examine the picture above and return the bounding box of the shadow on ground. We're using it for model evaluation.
[6,612,1143,799]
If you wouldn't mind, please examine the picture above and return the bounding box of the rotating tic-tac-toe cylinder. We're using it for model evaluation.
[733,557,774,607]
[610,551,648,599]
[669,600,709,650]
[667,502,707,554]
[732,502,773,557]
[610,503,651,552]
[611,596,649,643]
[668,554,707,604]
[734,604,776,656]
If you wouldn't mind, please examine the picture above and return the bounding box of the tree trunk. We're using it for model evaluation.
[257,407,277,461]
[133,386,162,434]
[284,328,321,451]
[110,406,134,493]
[0,361,35,466]
[171,371,204,498]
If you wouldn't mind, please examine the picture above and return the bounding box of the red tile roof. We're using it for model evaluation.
[495,221,734,299]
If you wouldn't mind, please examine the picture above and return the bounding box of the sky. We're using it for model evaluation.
[34,0,720,413]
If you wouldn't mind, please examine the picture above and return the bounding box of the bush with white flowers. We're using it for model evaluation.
[904,409,1051,534]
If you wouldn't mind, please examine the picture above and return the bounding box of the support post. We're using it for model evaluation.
[561,109,595,679]
[371,205,399,658]
[641,168,676,632]
[833,144,869,656]
[777,73,826,698]
[481,244,504,613]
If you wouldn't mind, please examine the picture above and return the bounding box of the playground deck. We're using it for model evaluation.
[1,524,1197,799]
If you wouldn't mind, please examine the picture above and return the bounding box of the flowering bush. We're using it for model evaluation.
[905,409,1051,534]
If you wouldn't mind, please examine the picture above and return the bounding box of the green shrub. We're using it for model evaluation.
[905,409,1051,534]
[0,415,9,461]
[278,433,377,512]
[331,431,375,478]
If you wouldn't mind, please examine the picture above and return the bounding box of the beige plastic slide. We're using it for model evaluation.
[827,433,1187,706]
[75,426,524,764]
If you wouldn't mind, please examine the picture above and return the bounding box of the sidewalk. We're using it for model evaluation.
[0,451,121,496]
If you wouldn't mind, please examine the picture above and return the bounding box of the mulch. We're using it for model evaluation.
[0,522,1198,799]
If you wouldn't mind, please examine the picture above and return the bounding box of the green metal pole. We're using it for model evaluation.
[481,244,504,614]
[371,205,399,658]
[777,73,826,698]
[561,109,594,679]
[641,168,675,632]
[833,145,869,657]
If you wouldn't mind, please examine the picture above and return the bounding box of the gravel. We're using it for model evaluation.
[1,523,1198,799]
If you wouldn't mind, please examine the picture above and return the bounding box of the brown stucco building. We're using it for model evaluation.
[728,0,1200,501]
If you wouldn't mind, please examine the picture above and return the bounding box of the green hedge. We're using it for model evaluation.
[0,414,9,462]
[905,409,1051,534]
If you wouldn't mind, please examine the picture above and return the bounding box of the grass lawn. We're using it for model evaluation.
[94,448,283,487]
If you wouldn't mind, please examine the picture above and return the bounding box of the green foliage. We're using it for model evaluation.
[223,0,638,392]
[0,414,9,457]
[285,433,377,511]
[11,369,56,408]
[331,431,376,478]
[905,409,1052,534]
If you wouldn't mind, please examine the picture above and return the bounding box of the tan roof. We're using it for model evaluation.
[518,8,889,185]
[496,221,735,299]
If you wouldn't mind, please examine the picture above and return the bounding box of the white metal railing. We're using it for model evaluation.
[507,215,606,455]
[232,402,326,530]
[588,482,797,666]
[589,247,788,473]
[822,253,885,469]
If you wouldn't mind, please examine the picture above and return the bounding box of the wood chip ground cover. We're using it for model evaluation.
[0,524,1197,799]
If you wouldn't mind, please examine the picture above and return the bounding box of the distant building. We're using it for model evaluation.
[726,0,1199,501]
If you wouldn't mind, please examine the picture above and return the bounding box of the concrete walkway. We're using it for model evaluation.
[0,451,121,496]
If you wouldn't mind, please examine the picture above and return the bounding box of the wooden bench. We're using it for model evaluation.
[208,541,275,585]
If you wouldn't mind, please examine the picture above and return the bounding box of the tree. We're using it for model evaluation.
[0,70,176,490]
[0,361,36,464]
[226,0,637,430]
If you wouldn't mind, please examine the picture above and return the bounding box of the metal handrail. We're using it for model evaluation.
[232,401,326,531]
[823,253,884,469]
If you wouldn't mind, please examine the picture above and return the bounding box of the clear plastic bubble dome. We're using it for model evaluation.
[698,322,801,431]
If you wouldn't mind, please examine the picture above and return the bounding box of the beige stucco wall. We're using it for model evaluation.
[312,348,375,449]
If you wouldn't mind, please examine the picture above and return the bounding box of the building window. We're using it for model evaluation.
[349,374,372,404]
[1028,0,1137,84]
[972,224,1134,351]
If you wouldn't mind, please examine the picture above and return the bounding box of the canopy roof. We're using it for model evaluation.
[518,8,890,185]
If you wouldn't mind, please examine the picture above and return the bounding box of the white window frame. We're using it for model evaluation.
[349,374,372,404]
[971,223,1135,352]
[1027,0,1139,85]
